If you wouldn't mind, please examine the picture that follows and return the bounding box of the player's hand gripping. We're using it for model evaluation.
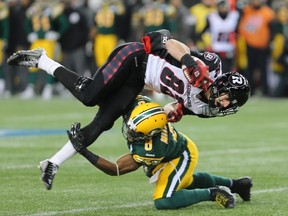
[181,54,213,92]
[67,122,86,153]
[167,103,183,123]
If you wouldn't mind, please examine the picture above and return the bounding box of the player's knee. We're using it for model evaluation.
[154,198,175,210]
[101,121,114,131]
[81,99,95,107]
[81,95,98,107]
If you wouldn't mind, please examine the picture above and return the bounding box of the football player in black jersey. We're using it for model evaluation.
[7,29,250,190]
[69,98,252,210]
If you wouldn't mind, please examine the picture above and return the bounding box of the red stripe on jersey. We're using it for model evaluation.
[102,43,143,84]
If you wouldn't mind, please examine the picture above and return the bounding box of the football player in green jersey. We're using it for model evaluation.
[69,96,252,210]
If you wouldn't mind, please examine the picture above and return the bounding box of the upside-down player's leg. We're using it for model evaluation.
[39,82,144,190]
[7,43,145,107]
[69,82,145,147]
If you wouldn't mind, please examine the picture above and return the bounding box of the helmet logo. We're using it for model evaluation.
[229,75,245,87]
[204,52,215,61]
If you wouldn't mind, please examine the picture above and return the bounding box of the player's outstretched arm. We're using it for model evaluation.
[79,149,141,176]
[67,122,140,175]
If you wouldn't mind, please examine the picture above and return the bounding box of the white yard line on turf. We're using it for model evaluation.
[252,187,288,194]
[24,187,288,216]
[27,201,153,216]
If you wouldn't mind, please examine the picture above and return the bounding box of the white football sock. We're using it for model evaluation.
[49,140,77,166]
[38,54,62,76]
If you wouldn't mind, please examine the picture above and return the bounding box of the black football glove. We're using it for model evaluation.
[67,122,86,153]
[142,29,172,54]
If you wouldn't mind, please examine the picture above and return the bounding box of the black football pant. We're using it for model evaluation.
[53,42,146,146]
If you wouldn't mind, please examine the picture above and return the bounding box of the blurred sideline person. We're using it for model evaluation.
[131,0,175,41]
[7,29,250,190]
[5,0,32,97]
[169,0,195,48]
[190,0,217,52]
[70,99,253,210]
[0,1,9,97]
[90,0,125,68]
[199,0,240,73]
[60,0,89,77]
[238,0,275,96]
[271,5,288,97]
[21,0,69,100]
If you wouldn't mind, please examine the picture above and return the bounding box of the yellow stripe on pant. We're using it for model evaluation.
[153,137,199,200]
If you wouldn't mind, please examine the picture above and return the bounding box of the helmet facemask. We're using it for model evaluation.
[209,87,240,116]
[122,102,167,142]
[122,120,163,142]
[208,72,251,116]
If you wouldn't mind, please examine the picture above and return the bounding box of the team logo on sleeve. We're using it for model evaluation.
[203,52,216,61]
[162,35,169,45]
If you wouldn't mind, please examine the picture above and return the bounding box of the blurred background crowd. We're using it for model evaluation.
[0,0,287,100]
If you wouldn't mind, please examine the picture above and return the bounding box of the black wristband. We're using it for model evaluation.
[180,54,197,68]
[81,149,100,164]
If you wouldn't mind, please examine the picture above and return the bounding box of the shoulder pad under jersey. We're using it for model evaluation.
[191,51,221,72]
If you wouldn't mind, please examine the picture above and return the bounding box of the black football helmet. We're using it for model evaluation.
[208,71,251,116]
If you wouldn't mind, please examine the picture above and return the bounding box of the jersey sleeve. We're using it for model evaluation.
[190,50,221,71]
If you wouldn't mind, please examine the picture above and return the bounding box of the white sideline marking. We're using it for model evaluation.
[252,187,288,194]
[26,188,288,216]
[28,201,153,216]
[200,146,288,156]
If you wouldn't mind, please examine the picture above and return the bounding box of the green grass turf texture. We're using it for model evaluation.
[0,96,287,216]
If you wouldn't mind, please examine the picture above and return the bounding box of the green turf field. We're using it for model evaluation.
[0,96,287,216]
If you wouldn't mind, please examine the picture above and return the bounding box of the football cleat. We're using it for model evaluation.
[230,176,253,201]
[38,159,58,190]
[7,48,46,68]
[210,186,235,209]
